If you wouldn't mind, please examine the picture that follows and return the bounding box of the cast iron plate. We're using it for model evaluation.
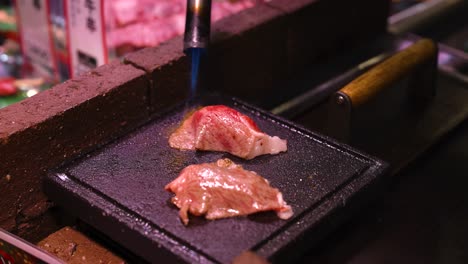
[45,95,388,263]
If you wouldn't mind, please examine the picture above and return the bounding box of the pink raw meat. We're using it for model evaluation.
[169,105,287,160]
[106,19,179,48]
[165,158,293,225]
[111,0,139,25]
[110,0,185,25]
[105,0,266,49]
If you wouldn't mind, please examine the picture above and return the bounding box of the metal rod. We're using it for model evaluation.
[184,0,212,51]
[271,53,390,118]
[388,0,464,34]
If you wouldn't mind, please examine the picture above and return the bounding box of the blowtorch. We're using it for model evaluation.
[184,0,212,98]
[184,0,212,51]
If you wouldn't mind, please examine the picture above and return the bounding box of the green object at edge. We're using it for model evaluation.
[0,93,28,109]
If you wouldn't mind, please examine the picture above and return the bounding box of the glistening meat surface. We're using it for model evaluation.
[165,159,293,225]
[169,105,287,159]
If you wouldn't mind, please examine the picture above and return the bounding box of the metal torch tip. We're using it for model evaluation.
[184,0,212,52]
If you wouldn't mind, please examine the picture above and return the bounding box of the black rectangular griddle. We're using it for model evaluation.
[45,95,388,263]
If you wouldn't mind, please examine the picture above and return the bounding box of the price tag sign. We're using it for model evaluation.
[15,0,58,79]
[66,0,107,77]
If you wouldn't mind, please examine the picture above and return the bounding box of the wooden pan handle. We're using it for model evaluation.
[327,38,438,142]
[338,38,437,107]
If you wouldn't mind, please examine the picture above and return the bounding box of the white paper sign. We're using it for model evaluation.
[66,0,107,77]
[16,0,57,79]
